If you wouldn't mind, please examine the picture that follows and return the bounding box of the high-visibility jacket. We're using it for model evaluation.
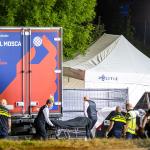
[111,113,126,132]
[0,105,11,136]
[125,110,136,134]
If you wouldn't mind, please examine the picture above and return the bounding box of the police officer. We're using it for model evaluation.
[125,103,137,139]
[83,96,97,138]
[0,99,11,138]
[105,106,126,138]
[34,97,54,140]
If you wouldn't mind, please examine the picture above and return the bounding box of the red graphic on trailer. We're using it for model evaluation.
[0,35,57,113]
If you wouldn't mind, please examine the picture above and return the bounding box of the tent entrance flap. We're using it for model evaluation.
[64,67,85,80]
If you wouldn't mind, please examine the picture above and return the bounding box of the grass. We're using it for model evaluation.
[0,138,149,150]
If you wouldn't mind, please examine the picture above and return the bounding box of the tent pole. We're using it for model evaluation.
[146,93,150,109]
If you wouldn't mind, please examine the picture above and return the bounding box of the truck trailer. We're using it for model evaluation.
[0,27,63,135]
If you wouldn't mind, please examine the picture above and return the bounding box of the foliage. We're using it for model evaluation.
[132,39,150,58]
[92,23,105,42]
[123,16,135,42]
[0,0,102,59]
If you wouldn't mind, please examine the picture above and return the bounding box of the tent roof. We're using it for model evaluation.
[64,33,150,74]
[64,33,120,70]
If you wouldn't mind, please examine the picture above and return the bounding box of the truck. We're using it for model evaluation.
[0,27,63,135]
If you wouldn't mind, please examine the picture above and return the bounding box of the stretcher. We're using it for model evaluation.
[50,117,92,139]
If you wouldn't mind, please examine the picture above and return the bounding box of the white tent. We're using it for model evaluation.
[63,34,150,107]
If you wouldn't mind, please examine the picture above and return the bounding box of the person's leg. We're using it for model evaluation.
[147,131,150,138]
[113,130,122,139]
[0,129,8,139]
[126,132,133,139]
[35,123,48,140]
[86,126,91,139]
[91,126,96,138]
[39,125,48,140]
[0,135,7,139]
[90,119,97,138]
[91,119,97,129]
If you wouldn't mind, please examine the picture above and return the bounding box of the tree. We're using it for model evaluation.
[0,0,103,59]
[124,16,134,42]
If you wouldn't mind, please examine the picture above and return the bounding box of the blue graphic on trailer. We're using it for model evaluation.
[0,32,23,93]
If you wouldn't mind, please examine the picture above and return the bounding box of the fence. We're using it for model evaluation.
[62,88,128,120]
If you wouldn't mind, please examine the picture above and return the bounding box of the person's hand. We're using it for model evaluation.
[8,128,11,134]
[105,131,109,138]
[140,127,145,133]
[50,124,55,129]
[123,132,126,138]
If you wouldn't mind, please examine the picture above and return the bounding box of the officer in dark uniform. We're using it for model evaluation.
[34,98,54,140]
[0,99,11,138]
[106,106,126,138]
[83,96,97,138]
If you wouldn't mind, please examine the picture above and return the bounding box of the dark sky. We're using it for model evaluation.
[96,0,150,46]
[131,0,150,43]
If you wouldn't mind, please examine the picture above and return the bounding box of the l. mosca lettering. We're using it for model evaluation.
[0,41,21,47]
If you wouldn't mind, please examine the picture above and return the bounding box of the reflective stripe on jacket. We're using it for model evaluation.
[111,114,126,123]
[0,106,11,117]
